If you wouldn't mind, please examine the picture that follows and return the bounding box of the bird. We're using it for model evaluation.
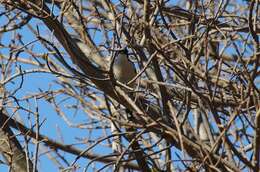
[112,48,137,120]
[112,48,136,87]
[193,108,210,144]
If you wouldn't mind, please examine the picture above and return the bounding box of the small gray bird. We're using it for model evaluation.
[113,49,136,86]
[112,49,136,119]
[193,108,210,144]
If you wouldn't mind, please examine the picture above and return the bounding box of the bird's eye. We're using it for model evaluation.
[123,48,128,54]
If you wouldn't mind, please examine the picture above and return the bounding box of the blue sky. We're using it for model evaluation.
[0,1,259,171]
